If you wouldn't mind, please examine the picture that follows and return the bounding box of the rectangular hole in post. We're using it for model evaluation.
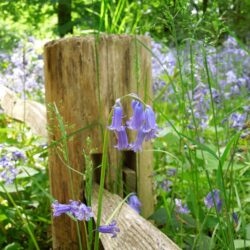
[91,153,102,184]
[122,150,137,195]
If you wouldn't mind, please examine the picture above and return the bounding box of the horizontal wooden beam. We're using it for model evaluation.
[0,85,47,137]
[92,184,180,250]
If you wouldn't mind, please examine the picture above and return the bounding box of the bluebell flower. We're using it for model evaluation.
[230,113,246,130]
[98,220,120,238]
[143,105,157,132]
[52,201,72,217]
[128,194,141,214]
[130,128,145,152]
[175,199,190,214]
[114,126,129,150]
[52,200,94,221]
[167,168,177,176]
[0,156,19,184]
[127,100,145,130]
[145,129,158,141]
[159,179,172,192]
[108,100,123,131]
[12,151,26,161]
[69,200,94,221]
[204,189,222,212]
[232,212,239,226]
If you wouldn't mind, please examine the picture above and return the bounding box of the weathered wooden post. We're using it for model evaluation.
[44,35,155,249]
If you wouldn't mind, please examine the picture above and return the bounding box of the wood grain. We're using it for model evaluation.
[0,85,47,137]
[92,184,180,250]
[44,35,155,249]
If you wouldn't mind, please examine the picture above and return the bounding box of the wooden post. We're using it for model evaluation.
[44,35,154,249]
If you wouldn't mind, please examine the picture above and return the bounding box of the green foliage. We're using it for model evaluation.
[0,114,50,249]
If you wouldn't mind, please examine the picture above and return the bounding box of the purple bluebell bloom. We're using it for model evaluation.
[12,151,26,161]
[98,220,120,238]
[52,201,72,217]
[52,200,94,221]
[167,168,177,176]
[204,189,222,212]
[143,105,157,132]
[130,128,145,152]
[175,199,190,214]
[145,129,158,141]
[108,100,123,131]
[127,100,145,130]
[69,200,94,221]
[232,212,238,225]
[0,156,19,184]
[128,194,141,214]
[114,126,129,150]
[159,179,172,192]
[230,113,246,130]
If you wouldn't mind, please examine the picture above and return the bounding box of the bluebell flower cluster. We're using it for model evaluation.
[151,36,250,133]
[98,220,120,238]
[127,194,141,214]
[0,156,19,185]
[0,37,44,100]
[108,98,158,152]
[52,200,94,221]
[204,189,222,212]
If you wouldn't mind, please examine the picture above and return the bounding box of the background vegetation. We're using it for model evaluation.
[0,0,249,249]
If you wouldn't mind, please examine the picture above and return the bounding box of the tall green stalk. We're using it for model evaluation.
[0,183,40,250]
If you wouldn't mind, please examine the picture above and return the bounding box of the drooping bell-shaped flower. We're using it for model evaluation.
[127,100,145,130]
[175,199,190,214]
[204,189,222,212]
[128,194,142,214]
[108,100,123,131]
[115,126,129,150]
[144,128,158,141]
[143,105,157,132]
[52,201,72,217]
[69,200,94,221]
[98,220,120,238]
[130,128,145,152]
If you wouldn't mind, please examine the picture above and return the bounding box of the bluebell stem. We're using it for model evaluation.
[108,100,123,131]
[114,126,129,150]
[204,189,222,212]
[175,199,190,214]
[127,100,145,130]
[128,194,141,214]
[98,220,120,238]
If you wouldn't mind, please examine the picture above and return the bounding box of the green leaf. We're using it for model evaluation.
[0,183,24,193]
[148,207,167,226]
[4,242,22,250]
[234,239,250,249]
[17,166,39,179]
[0,213,8,222]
